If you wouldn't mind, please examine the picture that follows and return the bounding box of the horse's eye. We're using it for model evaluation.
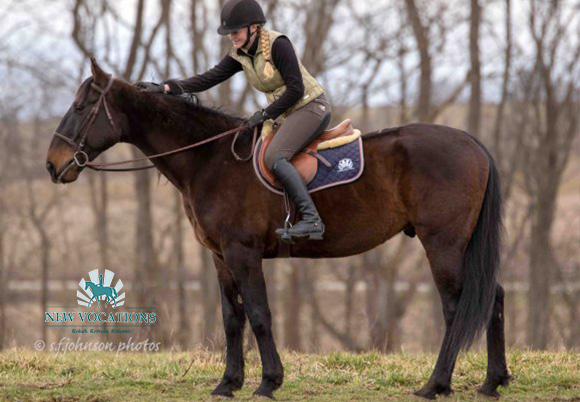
[74,104,85,111]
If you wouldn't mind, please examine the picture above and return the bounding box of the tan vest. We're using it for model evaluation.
[229,29,324,119]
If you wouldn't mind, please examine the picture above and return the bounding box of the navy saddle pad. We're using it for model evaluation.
[252,136,365,195]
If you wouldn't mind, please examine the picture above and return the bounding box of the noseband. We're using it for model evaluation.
[53,75,118,180]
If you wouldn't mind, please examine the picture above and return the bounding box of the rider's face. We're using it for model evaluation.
[228,25,257,50]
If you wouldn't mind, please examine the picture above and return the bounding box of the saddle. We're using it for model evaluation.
[258,119,361,187]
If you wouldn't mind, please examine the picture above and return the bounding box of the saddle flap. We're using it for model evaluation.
[258,133,317,188]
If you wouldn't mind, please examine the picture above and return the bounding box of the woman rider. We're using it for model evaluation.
[139,0,331,241]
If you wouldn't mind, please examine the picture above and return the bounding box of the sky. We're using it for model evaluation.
[1,0,578,120]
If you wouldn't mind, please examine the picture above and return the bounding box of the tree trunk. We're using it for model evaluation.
[0,230,5,350]
[301,0,341,76]
[404,0,432,122]
[527,183,557,349]
[283,260,302,351]
[523,0,579,350]
[492,0,512,163]
[132,162,164,342]
[88,167,111,341]
[40,233,50,343]
[200,247,219,348]
[173,190,190,348]
[468,0,482,136]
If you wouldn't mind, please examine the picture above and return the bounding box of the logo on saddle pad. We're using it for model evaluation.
[77,269,125,308]
[337,158,355,172]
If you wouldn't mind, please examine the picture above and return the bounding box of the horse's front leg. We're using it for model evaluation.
[223,244,283,399]
[210,252,247,397]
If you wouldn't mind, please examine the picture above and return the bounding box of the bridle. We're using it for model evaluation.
[52,74,257,181]
[53,75,119,181]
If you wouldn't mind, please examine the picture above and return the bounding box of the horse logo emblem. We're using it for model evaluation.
[337,158,355,172]
[77,269,125,308]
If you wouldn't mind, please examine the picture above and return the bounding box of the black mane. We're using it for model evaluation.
[115,79,252,146]
[134,83,245,128]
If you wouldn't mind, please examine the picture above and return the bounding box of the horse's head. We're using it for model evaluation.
[46,58,125,184]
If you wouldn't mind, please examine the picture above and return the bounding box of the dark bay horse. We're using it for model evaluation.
[45,58,510,400]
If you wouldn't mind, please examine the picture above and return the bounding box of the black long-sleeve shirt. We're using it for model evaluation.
[164,36,305,119]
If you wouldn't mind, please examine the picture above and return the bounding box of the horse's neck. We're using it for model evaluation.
[123,97,240,190]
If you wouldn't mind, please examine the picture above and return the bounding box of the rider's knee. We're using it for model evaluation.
[266,152,288,171]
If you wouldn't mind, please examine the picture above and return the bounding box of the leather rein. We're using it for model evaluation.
[53,75,257,176]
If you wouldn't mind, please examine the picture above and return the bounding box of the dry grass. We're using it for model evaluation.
[0,348,579,401]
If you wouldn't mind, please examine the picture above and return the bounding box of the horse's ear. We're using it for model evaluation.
[90,56,109,86]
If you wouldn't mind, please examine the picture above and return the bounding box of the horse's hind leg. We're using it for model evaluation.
[478,284,511,397]
[414,247,463,399]
[210,253,247,397]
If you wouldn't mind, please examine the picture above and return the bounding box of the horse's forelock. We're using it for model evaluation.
[73,77,94,107]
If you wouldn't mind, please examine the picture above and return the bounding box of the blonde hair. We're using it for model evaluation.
[258,25,275,79]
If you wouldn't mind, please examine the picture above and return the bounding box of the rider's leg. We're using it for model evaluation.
[264,94,331,240]
[272,158,325,239]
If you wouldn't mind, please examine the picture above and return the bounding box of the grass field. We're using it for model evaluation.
[0,348,578,401]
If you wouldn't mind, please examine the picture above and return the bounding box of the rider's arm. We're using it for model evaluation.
[163,55,243,95]
[263,36,305,120]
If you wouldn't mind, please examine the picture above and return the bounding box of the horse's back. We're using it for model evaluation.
[363,123,489,190]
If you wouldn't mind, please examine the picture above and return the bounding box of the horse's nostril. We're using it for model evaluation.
[46,161,59,182]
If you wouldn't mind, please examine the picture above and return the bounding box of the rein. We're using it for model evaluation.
[87,125,257,171]
[53,74,258,174]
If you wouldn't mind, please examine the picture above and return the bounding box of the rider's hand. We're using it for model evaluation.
[133,81,168,93]
[247,110,270,129]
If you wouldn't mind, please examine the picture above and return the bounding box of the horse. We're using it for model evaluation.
[45,58,510,400]
[84,281,118,308]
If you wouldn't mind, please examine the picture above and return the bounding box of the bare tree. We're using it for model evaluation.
[492,0,512,164]
[301,0,342,77]
[199,247,220,347]
[467,0,482,136]
[522,0,580,349]
[282,259,303,351]
[362,238,423,352]
[404,0,432,122]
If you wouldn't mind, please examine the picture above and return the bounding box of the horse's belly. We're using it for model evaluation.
[290,189,407,258]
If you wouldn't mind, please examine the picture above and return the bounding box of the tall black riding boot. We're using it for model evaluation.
[272,158,325,240]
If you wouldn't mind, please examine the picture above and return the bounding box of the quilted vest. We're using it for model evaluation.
[229,29,324,118]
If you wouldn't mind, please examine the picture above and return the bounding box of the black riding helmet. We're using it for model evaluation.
[217,0,266,35]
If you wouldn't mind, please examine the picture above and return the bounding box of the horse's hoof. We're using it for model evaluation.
[413,388,437,400]
[414,384,453,400]
[211,376,243,399]
[477,386,501,399]
[252,391,275,401]
[477,373,511,398]
[210,389,234,399]
[210,394,234,400]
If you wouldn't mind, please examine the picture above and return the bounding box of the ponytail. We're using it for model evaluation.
[258,26,275,79]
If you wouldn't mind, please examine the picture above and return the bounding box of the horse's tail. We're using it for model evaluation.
[447,137,503,353]
[113,288,118,298]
